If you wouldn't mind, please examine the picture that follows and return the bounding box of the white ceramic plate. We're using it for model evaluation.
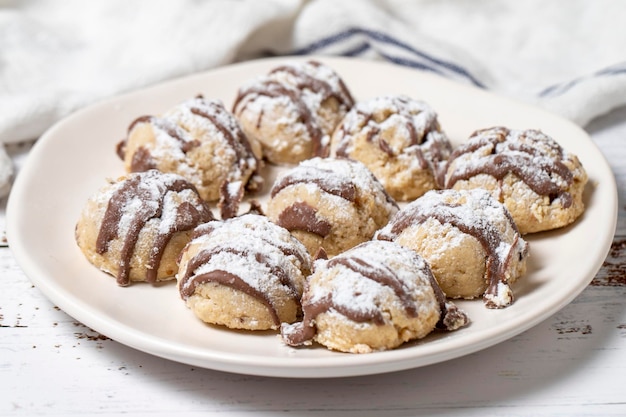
[7,57,617,378]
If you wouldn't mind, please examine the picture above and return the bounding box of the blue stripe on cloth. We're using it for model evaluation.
[596,64,626,77]
[339,41,370,57]
[294,27,362,55]
[539,79,581,98]
[292,27,485,88]
[540,61,626,97]
[334,41,447,75]
[378,52,447,76]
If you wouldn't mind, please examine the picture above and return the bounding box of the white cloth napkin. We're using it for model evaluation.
[1,0,625,195]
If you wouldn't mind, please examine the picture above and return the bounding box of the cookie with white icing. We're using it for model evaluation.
[266,157,398,257]
[330,95,452,201]
[281,240,469,353]
[376,189,529,308]
[232,60,354,165]
[117,96,260,201]
[177,214,312,331]
[75,170,214,286]
[439,126,588,234]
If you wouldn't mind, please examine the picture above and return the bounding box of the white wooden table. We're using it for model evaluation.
[1,106,625,416]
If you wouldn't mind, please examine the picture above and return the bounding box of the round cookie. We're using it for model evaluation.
[439,126,588,234]
[281,240,469,353]
[266,157,398,257]
[177,214,312,331]
[376,189,529,309]
[117,96,260,202]
[75,170,214,286]
[232,60,354,165]
[330,95,452,201]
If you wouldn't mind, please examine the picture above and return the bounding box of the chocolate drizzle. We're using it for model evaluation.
[178,245,300,327]
[124,116,201,172]
[185,269,282,326]
[377,191,527,308]
[326,256,419,320]
[334,96,446,172]
[130,146,157,172]
[233,80,325,157]
[283,253,422,346]
[120,98,260,196]
[188,100,258,173]
[218,180,244,220]
[277,202,332,237]
[190,220,309,268]
[269,61,354,109]
[233,61,354,158]
[95,170,213,286]
[180,245,299,297]
[281,240,467,347]
[270,166,357,202]
[443,127,575,207]
[178,216,312,328]
[270,162,371,240]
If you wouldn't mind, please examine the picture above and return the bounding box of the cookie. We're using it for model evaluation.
[177,214,312,331]
[266,157,398,257]
[330,95,452,201]
[281,240,469,353]
[376,189,529,308]
[439,126,588,234]
[75,170,214,286]
[117,96,260,201]
[232,60,354,165]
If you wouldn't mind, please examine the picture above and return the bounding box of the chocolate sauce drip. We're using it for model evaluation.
[191,222,217,240]
[270,166,357,201]
[185,270,281,326]
[127,115,153,134]
[334,97,443,170]
[281,297,327,346]
[145,201,211,283]
[269,61,354,109]
[233,59,355,160]
[307,60,354,104]
[377,200,520,308]
[419,261,455,329]
[95,171,213,286]
[378,138,394,156]
[327,256,419,318]
[124,115,199,172]
[233,80,325,157]
[116,139,127,160]
[189,219,309,268]
[313,247,328,261]
[116,115,155,160]
[179,245,300,301]
[305,60,355,108]
[133,116,199,152]
[218,181,244,220]
[277,202,332,238]
[284,251,425,346]
[335,110,373,158]
[122,101,259,190]
[130,146,156,172]
[188,101,256,167]
[444,127,575,207]
[179,241,307,327]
